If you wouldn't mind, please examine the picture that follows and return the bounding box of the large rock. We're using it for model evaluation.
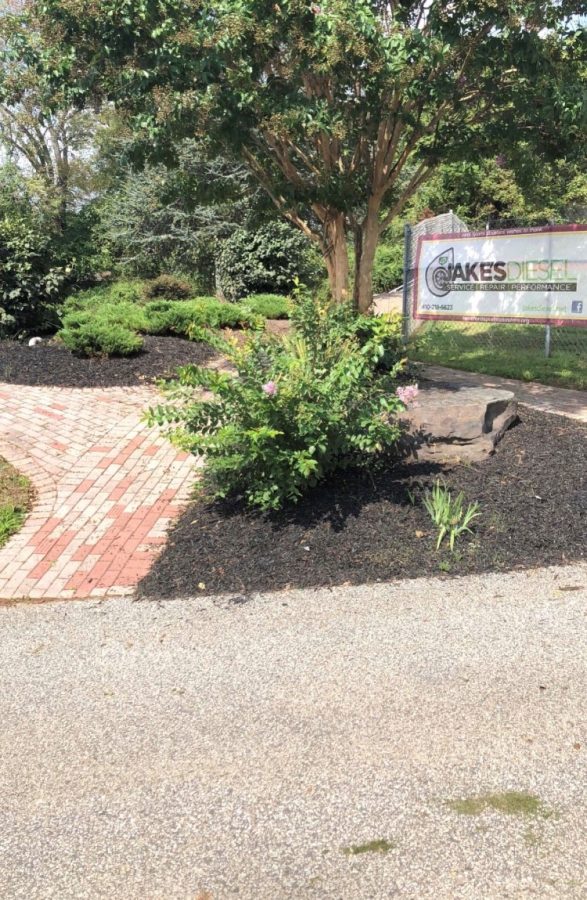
[400,383,518,464]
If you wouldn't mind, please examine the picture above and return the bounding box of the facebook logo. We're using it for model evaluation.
[571,301,584,314]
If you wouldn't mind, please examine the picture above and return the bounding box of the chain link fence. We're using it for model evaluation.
[401,214,587,378]
[401,210,469,341]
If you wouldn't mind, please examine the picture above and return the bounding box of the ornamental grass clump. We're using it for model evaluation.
[422,480,481,551]
[147,293,408,510]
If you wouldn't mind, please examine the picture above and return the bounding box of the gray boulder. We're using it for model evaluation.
[400,384,518,464]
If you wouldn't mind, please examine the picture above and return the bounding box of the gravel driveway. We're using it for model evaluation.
[1,563,586,898]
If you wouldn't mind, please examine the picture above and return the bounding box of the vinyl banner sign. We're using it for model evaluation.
[414,225,587,327]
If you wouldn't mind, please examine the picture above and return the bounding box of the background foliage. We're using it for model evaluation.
[29,0,587,308]
[0,2,584,333]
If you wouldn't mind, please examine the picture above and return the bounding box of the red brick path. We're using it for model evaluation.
[0,383,197,599]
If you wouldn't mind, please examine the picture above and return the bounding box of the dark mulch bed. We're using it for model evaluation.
[0,335,216,388]
[138,406,586,599]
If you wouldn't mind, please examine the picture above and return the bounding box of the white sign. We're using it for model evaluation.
[414,226,587,327]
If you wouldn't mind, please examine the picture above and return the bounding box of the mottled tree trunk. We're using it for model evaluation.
[353,201,381,313]
[323,212,350,302]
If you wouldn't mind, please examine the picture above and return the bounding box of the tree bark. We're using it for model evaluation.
[48,123,68,232]
[322,211,350,302]
[353,203,381,313]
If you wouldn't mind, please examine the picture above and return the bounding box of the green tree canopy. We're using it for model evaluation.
[25,0,587,309]
[413,152,587,229]
[0,13,98,230]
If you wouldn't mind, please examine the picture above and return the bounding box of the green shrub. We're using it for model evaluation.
[240,293,291,319]
[147,293,407,511]
[352,313,405,371]
[372,242,404,294]
[143,275,193,300]
[0,215,67,337]
[57,286,263,354]
[59,284,150,356]
[0,165,71,337]
[217,222,324,300]
[61,300,148,333]
[143,300,203,335]
[60,318,144,357]
[143,298,261,335]
[63,280,145,313]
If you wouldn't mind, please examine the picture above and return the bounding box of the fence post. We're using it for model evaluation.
[545,325,551,358]
[401,223,412,346]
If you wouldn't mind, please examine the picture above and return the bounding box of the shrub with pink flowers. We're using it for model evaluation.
[396,384,419,405]
[262,380,278,396]
[148,293,408,510]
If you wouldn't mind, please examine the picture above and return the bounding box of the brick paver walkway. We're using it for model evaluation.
[0,383,196,600]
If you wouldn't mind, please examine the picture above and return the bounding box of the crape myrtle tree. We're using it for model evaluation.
[29,0,587,310]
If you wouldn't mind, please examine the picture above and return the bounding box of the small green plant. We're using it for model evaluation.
[0,503,25,546]
[343,838,394,856]
[143,275,193,300]
[147,293,407,510]
[447,792,552,818]
[422,480,481,550]
[0,459,31,547]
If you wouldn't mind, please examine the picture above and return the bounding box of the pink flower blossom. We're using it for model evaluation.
[396,384,419,405]
[262,380,278,397]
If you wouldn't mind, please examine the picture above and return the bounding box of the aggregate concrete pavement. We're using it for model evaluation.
[1,562,587,899]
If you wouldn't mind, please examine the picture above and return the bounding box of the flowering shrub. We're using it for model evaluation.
[396,384,419,405]
[147,294,408,510]
[262,380,278,396]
